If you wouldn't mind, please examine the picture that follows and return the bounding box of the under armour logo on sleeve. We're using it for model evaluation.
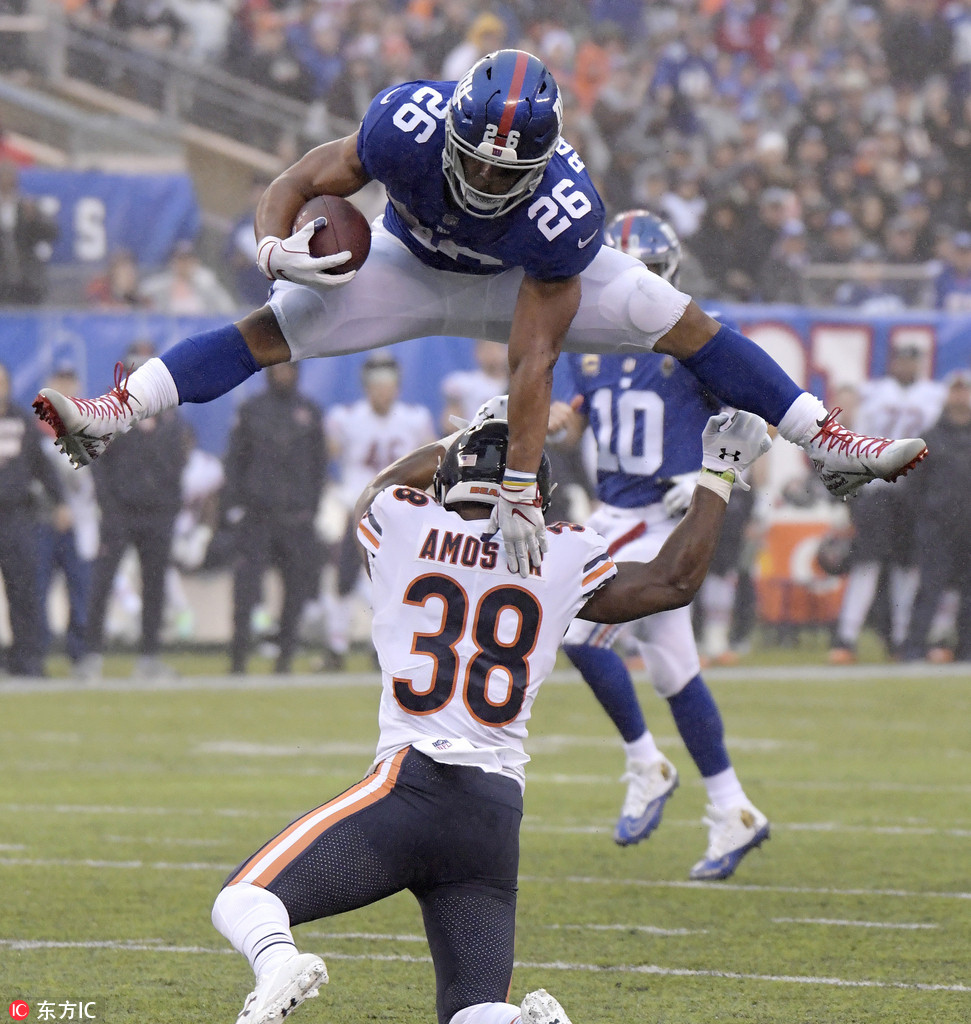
[720,448,742,462]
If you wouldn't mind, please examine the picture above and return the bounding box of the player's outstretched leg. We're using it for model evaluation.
[521,989,574,1024]
[213,882,327,1024]
[689,804,770,881]
[805,407,928,498]
[562,642,679,845]
[33,361,145,468]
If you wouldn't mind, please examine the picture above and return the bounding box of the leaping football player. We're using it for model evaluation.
[210,408,772,1024]
[35,49,927,581]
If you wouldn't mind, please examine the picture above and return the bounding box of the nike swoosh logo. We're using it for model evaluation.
[578,231,598,249]
[380,86,404,105]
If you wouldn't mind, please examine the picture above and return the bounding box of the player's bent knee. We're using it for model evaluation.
[599,265,690,341]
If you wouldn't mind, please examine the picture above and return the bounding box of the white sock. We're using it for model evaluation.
[703,766,748,809]
[124,357,180,419]
[212,882,298,979]
[624,731,662,766]
[449,1002,522,1024]
[776,392,827,446]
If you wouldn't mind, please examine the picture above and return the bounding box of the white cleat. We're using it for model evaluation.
[235,954,328,1024]
[33,361,141,468]
[690,804,770,881]
[613,755,679,846]
[521,988,573,1024]
[807,408,927,498]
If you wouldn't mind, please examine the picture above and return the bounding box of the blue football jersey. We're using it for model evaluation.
[357,80,605,279]
[569,351,722,508]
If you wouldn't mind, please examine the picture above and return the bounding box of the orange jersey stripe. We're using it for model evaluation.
[582,559,616,588]
[229,747,408,888]
[358,522,380,549]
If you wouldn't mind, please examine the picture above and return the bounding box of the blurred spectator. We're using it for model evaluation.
[934,230,971,312]
[818,209,861,264]
[691,194,751,300]
[882,214,933,307]
[223,179,272,308]
[903,369,971,663]
[0,115,35,166]
[322,353,435,667]
[659,168,706,239]
[828,337,946,664]
[757,218,809,304]
[0,362,67,677]
[85,248,147,309]
[882,0,952,89]
[325,42,383,126]
[224,362,326,675]
[833,243,908,315]
[441,11,507,81]
[78,342,187,683]
[138,240,238,315]
[35,363,99,669]
[0,160,59,305]
[439,338,510,433]
[287,8,345,99]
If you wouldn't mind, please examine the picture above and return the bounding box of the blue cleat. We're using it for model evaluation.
[613,755,679,846]
[689,804,770,880]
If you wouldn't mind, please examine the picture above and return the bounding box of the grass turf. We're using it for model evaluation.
[1,657,969,1023]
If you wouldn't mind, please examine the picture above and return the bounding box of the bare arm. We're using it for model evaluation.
[254,133,371,242]
[577,484,728,622]
[505,274,581,475]
[651,298,720,359]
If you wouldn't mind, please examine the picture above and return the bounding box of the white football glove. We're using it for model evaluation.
[661,471,699,516]
[487,481,548,578]
[469,394,509,429]
[701,410,772,491]
[256,219,356,287]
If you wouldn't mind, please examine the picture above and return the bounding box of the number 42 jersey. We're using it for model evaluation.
[357,485,617,790]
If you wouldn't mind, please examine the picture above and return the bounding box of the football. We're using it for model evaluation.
[292,195,371,273]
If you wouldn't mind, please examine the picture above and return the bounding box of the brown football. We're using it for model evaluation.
[292,195,371,272]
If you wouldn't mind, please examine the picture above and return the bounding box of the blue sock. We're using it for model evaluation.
[564,643,646,743]
[667,674,730,778]
[682,323,802,425]
[161,324,261,404]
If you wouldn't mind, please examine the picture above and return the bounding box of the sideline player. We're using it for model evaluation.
[210,408,772,1024]
[550,209,768,879]
[35,49,927,580]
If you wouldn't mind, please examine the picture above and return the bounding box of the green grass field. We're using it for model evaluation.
[2,657,969,1023]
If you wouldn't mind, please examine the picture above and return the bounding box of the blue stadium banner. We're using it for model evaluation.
[3,307,971,456]
[19,168,202,267]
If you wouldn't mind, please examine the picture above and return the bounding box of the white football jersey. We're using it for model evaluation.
[441,368,509,424]
[856,376,946,440]
[358,486,617,790]
[326,399,436,507]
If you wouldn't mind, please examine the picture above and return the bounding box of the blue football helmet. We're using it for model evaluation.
[605,209,682,286]
[444,49,563,219]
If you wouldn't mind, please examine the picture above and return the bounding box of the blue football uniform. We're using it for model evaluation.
[358,80,605,278]
[568,350,721,508]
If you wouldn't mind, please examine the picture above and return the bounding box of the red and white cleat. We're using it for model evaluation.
[33,362,141,468]
[807,408,928,498]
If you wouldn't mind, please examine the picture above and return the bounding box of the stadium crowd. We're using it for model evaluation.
[49,0,971,309]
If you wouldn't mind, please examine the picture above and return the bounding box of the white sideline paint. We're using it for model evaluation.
[772,917,938,930]
[2,661,970,695]
[0,939,967,993]
[1,857,969,904]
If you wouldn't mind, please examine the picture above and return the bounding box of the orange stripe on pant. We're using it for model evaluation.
[227,747,409,889]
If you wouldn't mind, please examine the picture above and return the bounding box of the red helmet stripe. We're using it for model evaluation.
[621,213,635,251]
[496,51,530,143]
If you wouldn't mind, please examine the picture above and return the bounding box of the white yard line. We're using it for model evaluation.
[1,856,969,904]
[1,661,968,695]
[0,938,967,993]
[772,917,938,929]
